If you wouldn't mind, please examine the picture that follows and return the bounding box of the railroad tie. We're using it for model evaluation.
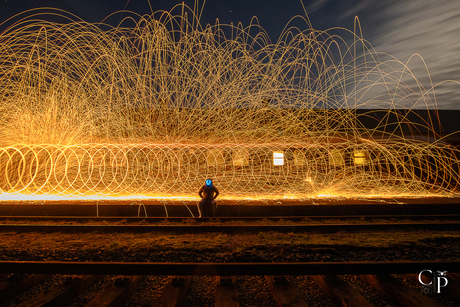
[407,272,460,304]
[15,275,102,307]
[448,273,460,303]
[360,274,445,307]
[153,275,193,307]
[0,274,48,302]
[311,275,373,307]
[265,275,308,307]
[215,276,239,307]
[84,275,144,307]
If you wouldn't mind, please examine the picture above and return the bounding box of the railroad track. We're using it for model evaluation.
[1,214,460,222]
[0,260,459,306]
[0,222,459,233]
[1,215,460,233]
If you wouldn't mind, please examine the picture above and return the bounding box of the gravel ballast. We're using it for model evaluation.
[0,227,458,306]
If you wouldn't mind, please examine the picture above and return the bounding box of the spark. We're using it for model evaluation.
[0,5,459,201]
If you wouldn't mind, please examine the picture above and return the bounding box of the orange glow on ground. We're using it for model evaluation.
[0,191,452,203]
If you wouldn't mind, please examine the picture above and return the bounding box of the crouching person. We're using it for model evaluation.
[198,179,219,217]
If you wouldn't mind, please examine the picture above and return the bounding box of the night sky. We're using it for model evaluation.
[1,0,460,109]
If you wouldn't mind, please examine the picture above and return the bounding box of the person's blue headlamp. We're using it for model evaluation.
[205,179,212,187]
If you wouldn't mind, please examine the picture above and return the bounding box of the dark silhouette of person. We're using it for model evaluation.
[198,179,219,217]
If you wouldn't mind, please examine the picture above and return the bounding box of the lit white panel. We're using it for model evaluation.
[273,151,284,165]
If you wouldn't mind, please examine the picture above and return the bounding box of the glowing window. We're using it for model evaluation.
[330,149,343,166]
[353,150,368,165]
[293,150,306,166]
[273,151,284,166]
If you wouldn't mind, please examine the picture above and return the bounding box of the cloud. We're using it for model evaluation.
[370,0,460,109]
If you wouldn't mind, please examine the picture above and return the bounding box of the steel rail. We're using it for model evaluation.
[0,260,458,276]
[0,222,459,233]
[1,214,460,222]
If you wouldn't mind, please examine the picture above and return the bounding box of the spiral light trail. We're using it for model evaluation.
[0,5,459,200]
